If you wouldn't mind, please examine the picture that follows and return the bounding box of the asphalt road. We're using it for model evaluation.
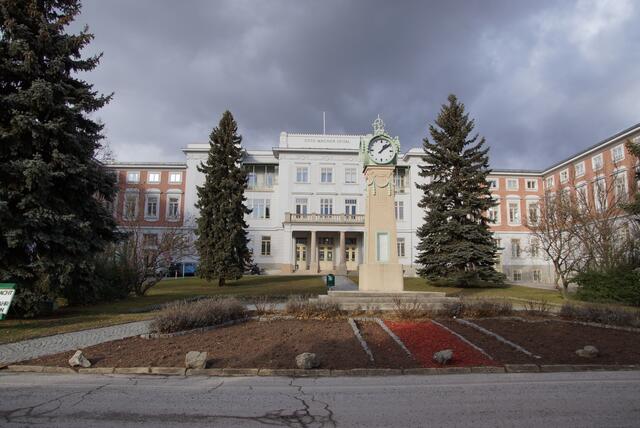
[1,371,639,427]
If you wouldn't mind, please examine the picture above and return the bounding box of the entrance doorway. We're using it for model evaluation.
[318,237,334,271]
[295,239,307,271]
[345,237,358,271]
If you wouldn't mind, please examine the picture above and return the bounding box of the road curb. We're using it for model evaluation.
[3,364,640,377]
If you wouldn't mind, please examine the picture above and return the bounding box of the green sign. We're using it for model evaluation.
[0,283,16,320]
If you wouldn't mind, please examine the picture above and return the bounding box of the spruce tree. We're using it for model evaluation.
[195,111,252,286]
[0,0,118,313]
[415,94,503,286]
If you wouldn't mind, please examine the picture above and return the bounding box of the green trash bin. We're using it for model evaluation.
[326,274,335,288]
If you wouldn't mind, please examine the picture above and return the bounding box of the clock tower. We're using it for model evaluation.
[358,117,404,292]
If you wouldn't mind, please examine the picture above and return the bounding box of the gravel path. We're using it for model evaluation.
[0,321,152,365]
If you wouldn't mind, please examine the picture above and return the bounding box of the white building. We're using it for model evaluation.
[183,130,428,276]
[107,121,640,284]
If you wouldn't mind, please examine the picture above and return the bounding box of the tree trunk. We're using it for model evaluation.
[218,277,225,287]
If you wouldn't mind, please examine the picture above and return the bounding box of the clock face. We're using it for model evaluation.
[368,138,396,164]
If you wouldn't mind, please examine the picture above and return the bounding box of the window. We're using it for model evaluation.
[576,183,588,208]
[169,172,182,184]
[488,179,498,189]
[345,167,357,184]
[145,194,159,220]
[296,167,309,183]
[295,198,308,215]
[345,199,357,215]
[494,238,502,250]
[508,201,520,224]
[488,205,500,224]
[614,172,628,201]
[574,162,585,178]
[147,172,161,184]
[592,154,603,171]
[533,270,541,282]
[512,270,522,281]
[245,164,278,189]
[167,195,180,220]
[142,233,158,248]
[247,199,271,219]
[525,179,538,191]
[124,193,138,219]
[394,168,407,192]
[594,177,606,211]
[611,144,625,162]
[397,237,406,258]
[320,167,333,183]
[261,236,271,256]
[527,201,539,224]
[511,239,521,258]
[507,178,518,190]
[126,171,140,183]
[394,200,404,220]
[320,198,333,215]
[559,169,569,184]
[530,238,539,258]
[545,176,554,189]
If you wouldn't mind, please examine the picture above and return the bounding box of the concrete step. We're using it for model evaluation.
[317,297,455,305]
[327,290,447,298]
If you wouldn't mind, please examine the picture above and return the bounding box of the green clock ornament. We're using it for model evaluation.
[360,116,400,166]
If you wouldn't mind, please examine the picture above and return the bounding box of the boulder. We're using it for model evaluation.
[68,350,91,368]
[295,352,320,369]
[185,351,208,369]
[575,345,599,358]
[433,349,453,365]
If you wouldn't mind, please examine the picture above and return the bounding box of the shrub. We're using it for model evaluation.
[560,302,640,328]
[284,296,345,319]
[253,296,275,315]
[8,288,55,319]
[574,266,640,307]
[466,299,513,317]
[392,298,430,319]
[522,300,551,316]
[150,297,247,333]
[438,300,465,318]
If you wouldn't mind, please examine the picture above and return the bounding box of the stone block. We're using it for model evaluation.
[68,350,91,368]
[78,367,115,374]
[222,368,259,376]
[7,365,44,373]
[504,364,540,373]
[150,367,186,376]
[295,353,320,369]
[187,368,224,376]
[185,351,208,369]
[114,367,150,374]
[42,366,76,374]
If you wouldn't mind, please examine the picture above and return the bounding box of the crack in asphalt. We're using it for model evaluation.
[0,377,338,427]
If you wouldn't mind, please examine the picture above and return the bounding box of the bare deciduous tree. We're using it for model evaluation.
[526,153,638,295]
[118,218,195,296]
[525,191,583,295]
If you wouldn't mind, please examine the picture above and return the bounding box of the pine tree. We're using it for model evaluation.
[0,0,118,313]
[415,94,504,286]
[195,111,252,286]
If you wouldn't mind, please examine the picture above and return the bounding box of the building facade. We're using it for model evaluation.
[106,122,640,284]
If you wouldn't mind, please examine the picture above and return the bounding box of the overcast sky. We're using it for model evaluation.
[75,0,640,169]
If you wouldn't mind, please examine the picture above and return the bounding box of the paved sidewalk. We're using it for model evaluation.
[0,320,152,365]
[331,275,358,291]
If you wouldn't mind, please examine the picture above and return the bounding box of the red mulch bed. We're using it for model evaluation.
[356,321,420,369]
[385,320,496,368]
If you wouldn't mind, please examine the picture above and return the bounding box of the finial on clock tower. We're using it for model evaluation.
[372,115,385,136]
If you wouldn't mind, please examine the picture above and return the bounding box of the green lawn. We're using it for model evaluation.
[349,275,566,304]
[0,275,325,345]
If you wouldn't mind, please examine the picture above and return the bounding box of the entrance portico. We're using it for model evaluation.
[284,212,365,274]
[289,230,363,274]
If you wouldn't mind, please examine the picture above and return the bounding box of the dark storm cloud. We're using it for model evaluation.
[75,0,640,169]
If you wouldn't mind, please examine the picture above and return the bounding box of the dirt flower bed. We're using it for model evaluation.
[438,319,536,365]
[21,319,410,370]
[473,318,640,365]
[385,320,496,368]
